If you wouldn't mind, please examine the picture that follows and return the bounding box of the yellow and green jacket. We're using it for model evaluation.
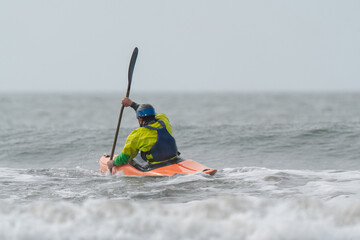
[113,113,175,166]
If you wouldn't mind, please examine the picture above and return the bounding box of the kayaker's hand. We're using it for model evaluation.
[107,160,114,170]
[121,97,133,107]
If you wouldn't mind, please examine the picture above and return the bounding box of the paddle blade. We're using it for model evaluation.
[127,47,138,94]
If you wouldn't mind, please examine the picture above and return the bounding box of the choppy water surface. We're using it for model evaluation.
[1,92,360,239]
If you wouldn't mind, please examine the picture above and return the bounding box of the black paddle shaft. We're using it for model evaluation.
[110,47,138,160]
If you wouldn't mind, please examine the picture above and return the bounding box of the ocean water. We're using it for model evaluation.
[0,92,360,240]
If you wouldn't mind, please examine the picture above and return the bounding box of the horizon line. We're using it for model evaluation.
[1,89,360,94]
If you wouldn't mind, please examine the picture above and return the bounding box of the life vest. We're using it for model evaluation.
[140,120,178,164]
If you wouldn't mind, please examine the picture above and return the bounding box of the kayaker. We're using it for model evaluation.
[106,97,178,170]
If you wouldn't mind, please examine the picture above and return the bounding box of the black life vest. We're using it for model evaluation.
[140,120,178,164]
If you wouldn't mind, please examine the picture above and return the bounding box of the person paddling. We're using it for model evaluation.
[107,97,178,170]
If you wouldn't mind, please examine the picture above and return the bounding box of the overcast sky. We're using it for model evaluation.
[1,0,359,92]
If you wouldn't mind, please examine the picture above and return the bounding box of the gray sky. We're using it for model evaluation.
[1,0,359,92]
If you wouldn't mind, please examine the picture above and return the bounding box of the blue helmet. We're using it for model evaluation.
[136,104,155,118]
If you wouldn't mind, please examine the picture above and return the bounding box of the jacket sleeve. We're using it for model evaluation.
[113,129,141,166]
[113,152,130,166]
[131,101,139,111]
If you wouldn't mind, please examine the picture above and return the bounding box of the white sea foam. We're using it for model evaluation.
[1,166,360,239]
[1,196,360,240]
[0,168,47,182]
[221,167,360,200]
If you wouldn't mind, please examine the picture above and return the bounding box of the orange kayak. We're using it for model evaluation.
[99,155,217,176]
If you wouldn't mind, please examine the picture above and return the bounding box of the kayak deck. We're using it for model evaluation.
[99,155,217,176]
